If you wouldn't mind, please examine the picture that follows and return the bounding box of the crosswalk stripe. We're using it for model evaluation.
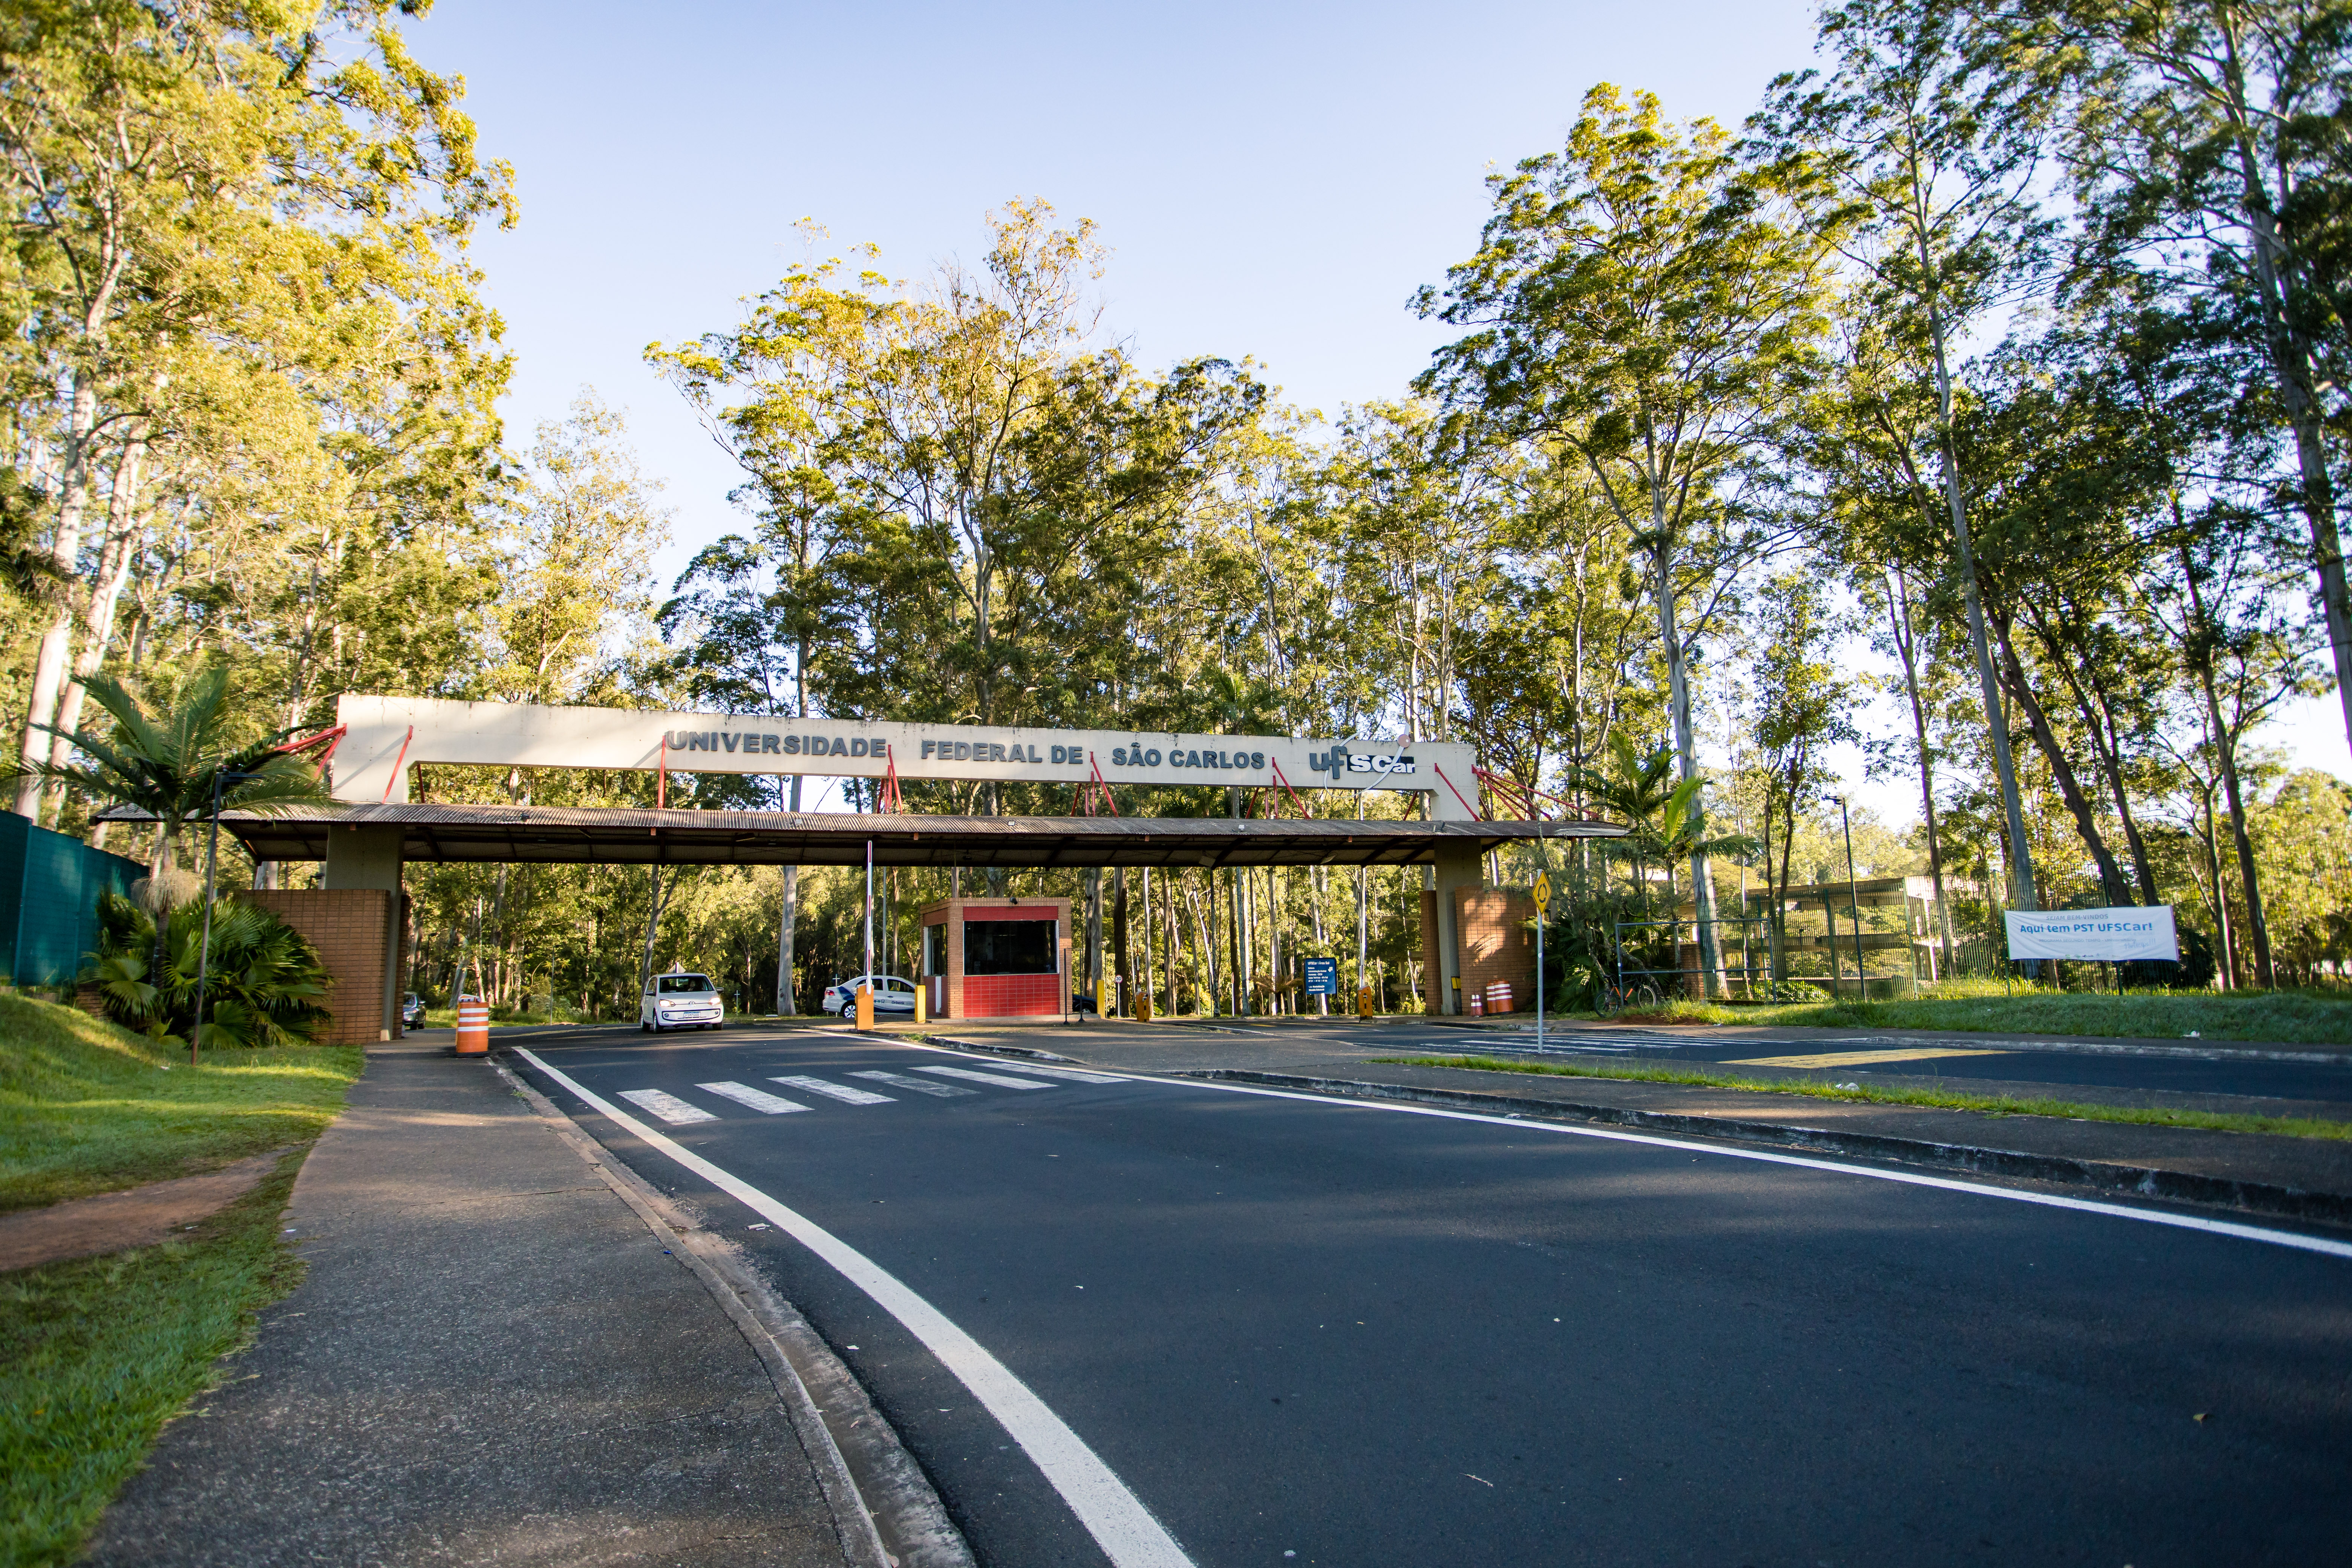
[917,1064,1056,1090]
[619,1088,720,1124]
[698,1081,810,1114]
[852,1069,975,1097]
[772,1074,896,1105]
[948,1059,1124,1084]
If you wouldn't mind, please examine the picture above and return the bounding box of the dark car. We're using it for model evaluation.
[401,992,427,1030]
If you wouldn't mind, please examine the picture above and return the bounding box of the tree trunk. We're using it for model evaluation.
[2211,30,2352,765]
[1883,570,1959,973]
[15,383,104,820]
[1992,615,2132,906]
[1655,539,1723,997]
[2180,551,2275,987]
[1917,270,2040,945]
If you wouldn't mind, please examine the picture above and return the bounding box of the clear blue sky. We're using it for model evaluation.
[405,0,2348,820]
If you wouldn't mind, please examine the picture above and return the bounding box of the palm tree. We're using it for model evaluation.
[7,665,332,884]
[1575,732,1756,995]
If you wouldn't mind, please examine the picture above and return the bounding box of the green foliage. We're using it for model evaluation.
[89,893,332,1050]
[0,992,359,1211]
[8,666,331,871]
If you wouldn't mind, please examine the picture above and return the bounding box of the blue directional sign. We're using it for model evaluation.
[1303,957,1339,996]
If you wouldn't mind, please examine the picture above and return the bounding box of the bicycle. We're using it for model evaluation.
[1599,979,1663,1016]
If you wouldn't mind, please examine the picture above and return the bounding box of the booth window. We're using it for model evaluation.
[966,919,1055,975]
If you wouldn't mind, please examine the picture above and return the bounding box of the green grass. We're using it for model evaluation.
[1377,1053,2352,1141]
[2,1153,307,1568]
[0,994,362,1213]
[0,994,365,1566]
[1563,982,2352,1045]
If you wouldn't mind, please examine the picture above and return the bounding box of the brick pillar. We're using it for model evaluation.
[247,889,395,1047]
[1453,888,1538,1014]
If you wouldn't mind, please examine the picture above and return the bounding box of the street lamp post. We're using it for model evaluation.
[191,768,260,1067]
[1833,795,1864,1003]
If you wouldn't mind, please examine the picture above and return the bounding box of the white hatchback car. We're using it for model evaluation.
[820,974,918,1019]
[641,971,725,1032]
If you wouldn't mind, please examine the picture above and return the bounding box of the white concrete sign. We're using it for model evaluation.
[2003,906,2179,962]
[330,695,1488,818]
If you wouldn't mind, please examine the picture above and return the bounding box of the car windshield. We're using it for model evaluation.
[657,975,714,994]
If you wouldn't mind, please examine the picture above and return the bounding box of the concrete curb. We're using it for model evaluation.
[496,1062,975,1568]
[921,1034,1078,1063]
[1182,1068,2352,1229]
[1431,1017,2352,1064]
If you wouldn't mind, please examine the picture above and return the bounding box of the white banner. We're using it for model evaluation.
[328,694,1485,816]
[2004,906,2179,962]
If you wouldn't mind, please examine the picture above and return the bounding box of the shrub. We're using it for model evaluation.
[87,892,331,1049]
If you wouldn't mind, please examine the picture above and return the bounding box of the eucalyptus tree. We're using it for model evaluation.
[1957,357,2149,907]
[3,0,513,819]
[1753,0,2058,928]
[1804,306,1974,968]
[1750,572,1858,981]
[2039,0,2352,758]
[651,204,1262,760]
[1420,83,1836,994]
[2145,503,2314,986]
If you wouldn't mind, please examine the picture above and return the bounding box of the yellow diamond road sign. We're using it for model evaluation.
[1532,872,1552,911]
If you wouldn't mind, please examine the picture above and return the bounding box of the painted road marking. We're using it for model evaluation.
[919,1064,1057,1090]
[515,1048,1197,1568]
[698,1081,810,1115]
[853,1069,976,1098]
[618,1088,720,1124]
[955,1061,1125,1085]
[772,1074,896,1105]
[1166,1076,2352,1263]
[1723,1047,2012,1069]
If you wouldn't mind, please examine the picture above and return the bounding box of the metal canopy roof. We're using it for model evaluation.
[203,802,1622,869]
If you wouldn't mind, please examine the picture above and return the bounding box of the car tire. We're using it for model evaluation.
[641,1021,653,1033]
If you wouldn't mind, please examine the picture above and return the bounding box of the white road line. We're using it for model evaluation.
[962,1062,1125,1085]
[698,1081,810,1115]
[515,1048,1195,1568]
[853,1069,975,1098]
[1172,1076,2352,1263]
[918,1064,1057,1090]
[773,1075,896,1106]
[617,1088,720,1124]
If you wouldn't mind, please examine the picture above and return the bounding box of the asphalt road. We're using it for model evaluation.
[970,1014,2352,1111]
[510,1025,2352,1568]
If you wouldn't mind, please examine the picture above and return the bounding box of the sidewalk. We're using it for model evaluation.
[84,1040,874,1568]
[929,1020,2352,1227]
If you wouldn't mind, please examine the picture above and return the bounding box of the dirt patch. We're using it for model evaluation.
[0,1150,294,1272]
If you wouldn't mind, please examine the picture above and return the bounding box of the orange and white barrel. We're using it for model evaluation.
[1487,981,1514,1014]
[455,997,490,1056]
[1467,990,1484,1017]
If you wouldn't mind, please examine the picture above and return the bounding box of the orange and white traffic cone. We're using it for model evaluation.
[455,996,489,1057]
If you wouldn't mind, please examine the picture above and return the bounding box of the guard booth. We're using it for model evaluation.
[918,897,1071,1020]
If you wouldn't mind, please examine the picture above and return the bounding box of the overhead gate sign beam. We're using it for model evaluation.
[329,695,1485,819]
